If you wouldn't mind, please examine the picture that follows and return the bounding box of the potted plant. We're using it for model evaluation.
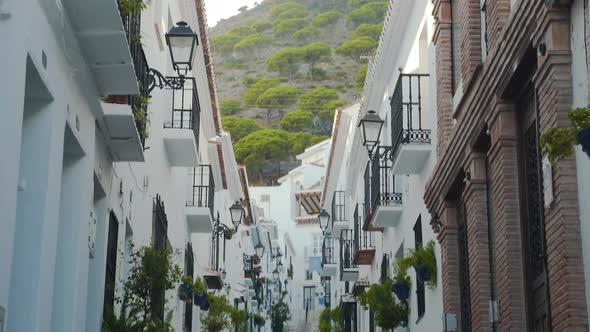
[391,257,412,300]
[244,269,253,278]
[253,313,266,327]
[255,266,263,277]
[358,279,409,330]
[319,308,332,332]
[541,107,590,164]
[252,254,260,265]
[224,228,237,240]
[193,276,208,307]
[178,276,193,303]
[409,240,438,289]
[101,95,128,104]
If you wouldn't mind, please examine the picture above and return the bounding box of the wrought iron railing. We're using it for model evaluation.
[353,204,373,252]
[340,229,357,278]
[163,77,201,144]
[390,74,431,159]
[151,195,168,320]
[331,191,346,223]
[187,165,214,217]
[322,236,336,265]
[118,0,150,148]
[364,147,403,223]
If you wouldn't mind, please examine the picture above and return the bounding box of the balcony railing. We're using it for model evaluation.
[187,165,214,217]
[364,147,402,223]
[390,74,431,159]
[332,191,346,223]
[119,0,150,148]
[354,205,373,250]
[340,229,357,277]
[163,77,201,145]
[322,236,336,265]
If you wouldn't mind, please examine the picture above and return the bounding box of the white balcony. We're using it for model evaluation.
[321,263,338,277]
[203,270,223,290]
[101,102,144,162]
[340,267,359,282]
[186,206,213,233]
[372,203,403,228]
[62,0,139,95]
[332,221,350,236]
[163,128,198,166]
[392,144,431,174]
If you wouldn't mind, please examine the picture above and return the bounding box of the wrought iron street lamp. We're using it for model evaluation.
[272,268,279,281]
[318,209,331,235]
[148,21,199,92]
[255,242,265,258]
[359,110,384,158]
[229,201,244,230]
[165,21,198,74]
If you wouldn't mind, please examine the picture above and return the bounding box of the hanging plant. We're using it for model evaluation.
[200,293,233,331]
[358,279,409,330]
[408,240,438,289]
[178,276,193,303]
[118,0,146,15]
[391,257,412,300]
[244,269,253,278]
[253,313,266,326]
[252,255,260,265]
[193,276,209,306]
[224,228,237,240]
[230,308,248,331]
[255,266,263,276]
[541,107,590,164]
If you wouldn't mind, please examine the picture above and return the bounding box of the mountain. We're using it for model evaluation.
[209,0,387,184]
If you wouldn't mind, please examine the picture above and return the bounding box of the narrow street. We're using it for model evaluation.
[1,0,590,331]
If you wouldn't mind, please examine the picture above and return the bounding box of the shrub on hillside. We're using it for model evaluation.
[268,2,305,18]
[274,18,308,36]
[336,37,377,62]
[276,8,308,21]
[251,21,273,32]
[347,2,388,27]
[312,11,343,27]
[351,23,383,40]
[293,26,321,44]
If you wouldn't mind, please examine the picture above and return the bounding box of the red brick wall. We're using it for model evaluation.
[486,0,511,53]
[458,0,482,86]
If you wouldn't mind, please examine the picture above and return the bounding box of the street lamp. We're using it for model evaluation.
[222,269,227,279]
[165,21,198,74]
[272,268,279,281]
[255,243,265,258]
[318,209,331,235]
[277,260,284,273]
[230,201,244,230]
[359,110,384,158]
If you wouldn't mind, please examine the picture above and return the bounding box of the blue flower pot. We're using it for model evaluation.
[199,299,210,311]
[416,265,431,283]
[178,283,193,302]
[194,292,208,306]
[392,282,410,300]
[577,127,590,159]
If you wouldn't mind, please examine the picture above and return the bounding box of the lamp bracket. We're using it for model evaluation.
[148,68,186,92]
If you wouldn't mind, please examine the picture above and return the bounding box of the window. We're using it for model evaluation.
[312,234,322,256]
[451,0,462,94]
[480,0,488,61]
[151,195,168,320]
[184,243,194,332]
[414,216,425,318]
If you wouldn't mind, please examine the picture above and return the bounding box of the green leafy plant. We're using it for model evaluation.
[393,256,412,287]
[330,307,344,332]
[200,293,233,332]
[118,0,146,15]
[358,279,409,330]
[540,107,590,165]
[230,308,249,331]
[103,244,182,331]
[406,240,437,289]
[271,300,291,331]
[312,11,343,27]
[319,307,332,332]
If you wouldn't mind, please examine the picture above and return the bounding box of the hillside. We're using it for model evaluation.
[209,0,387,184]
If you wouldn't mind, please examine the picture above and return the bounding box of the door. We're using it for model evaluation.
[103,212,118,315]
[519,90,550,332]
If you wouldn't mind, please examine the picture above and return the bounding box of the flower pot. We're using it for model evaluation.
[244,270,252,278]
[416,265,431,283]
[224,232,233,240]
[103,95,128,104]
[194,292,208,306]
[178,283,193,302]
[254,317,263,326]
[392,282,410,300]
[199,300,210,311]
[577,127,590,158]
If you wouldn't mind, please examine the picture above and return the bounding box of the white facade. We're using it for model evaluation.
[320,1,443,331]
[0,0,248,331]
[249,140,331,332]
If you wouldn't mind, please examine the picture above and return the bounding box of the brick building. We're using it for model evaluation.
[425,0,590,331]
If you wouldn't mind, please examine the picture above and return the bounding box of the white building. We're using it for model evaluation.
[320,1,443,331]
[250,140,331,332]
[0,0,250,331]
